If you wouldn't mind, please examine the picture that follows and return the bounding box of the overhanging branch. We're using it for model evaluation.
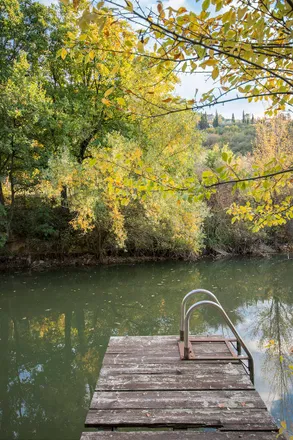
[205,168,293,188]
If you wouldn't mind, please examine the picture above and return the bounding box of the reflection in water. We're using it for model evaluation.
[249,294,293,436]
[0,257,293,439]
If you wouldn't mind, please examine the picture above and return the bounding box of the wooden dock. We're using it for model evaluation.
[81,335,284,439]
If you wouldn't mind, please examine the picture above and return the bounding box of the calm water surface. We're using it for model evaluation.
[0,257,293,439]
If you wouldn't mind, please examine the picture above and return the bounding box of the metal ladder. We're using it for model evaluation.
[178,289,254,384]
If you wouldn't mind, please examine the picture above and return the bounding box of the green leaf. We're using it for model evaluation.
[202,0,210,11]
[222,152,228,162]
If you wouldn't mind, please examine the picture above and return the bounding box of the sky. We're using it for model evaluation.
[39,0,267,119]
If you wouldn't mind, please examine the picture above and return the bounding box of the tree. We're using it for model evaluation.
[43,112,208,254]
[242,111,245,124]
[100,0,293,115]
[200,116,293,231]
[0,0,53,82]
[232,114,235,124]
[0,54,50,219]
[198,113,209,130]
[65,0,293,233]
[213,111,219,128]
[251,114,255,124]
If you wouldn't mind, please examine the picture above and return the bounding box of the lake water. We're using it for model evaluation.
[0,257,293,439]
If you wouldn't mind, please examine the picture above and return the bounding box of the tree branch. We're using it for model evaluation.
[205,168,293,188]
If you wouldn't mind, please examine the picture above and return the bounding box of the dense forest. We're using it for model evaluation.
[1,0,293,266]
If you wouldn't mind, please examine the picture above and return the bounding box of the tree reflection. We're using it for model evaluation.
[249,290,293,435]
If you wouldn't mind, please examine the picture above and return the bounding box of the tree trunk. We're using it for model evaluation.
[61,185,68,209]
[0,181,5,205]
[9,153,15,206]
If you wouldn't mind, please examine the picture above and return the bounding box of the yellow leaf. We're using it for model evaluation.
[137,41,145,53]
[104,87,114,97]
[212,66,219,80]
[125,0,133,11]
[102,98,111,106]
[177,7,187,14]
[61,48,67,60]
[117,97,126,107]
[88,50,95,60]
[67,31,75,39]
[204,59,217,66]
[111,65,120,76]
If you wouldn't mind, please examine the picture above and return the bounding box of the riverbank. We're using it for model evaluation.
[0,243,291,271]
[0,253,180,271]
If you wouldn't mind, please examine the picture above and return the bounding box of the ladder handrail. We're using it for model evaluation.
[183,299,254,384]
[180,289,222,341]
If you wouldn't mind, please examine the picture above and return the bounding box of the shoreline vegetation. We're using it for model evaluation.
[2,1,293,272]
[1,243,292,271]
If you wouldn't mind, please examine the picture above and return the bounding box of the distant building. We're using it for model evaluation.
[223,118,233,125]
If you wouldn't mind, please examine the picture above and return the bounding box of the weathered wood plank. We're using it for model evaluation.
[108,336,234,344]
[81,433,285,440]
[90,390,266,410]
[103,354,239,365]
[107,342,232,355]
[108,336,233,350]
[98,363,246,377]
[96,373,253,391]
[107,337,234,359]
[85,408,276,430]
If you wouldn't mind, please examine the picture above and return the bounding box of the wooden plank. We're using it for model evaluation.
[96,373,253,391]
[89,390,266,410]
[85,408,277,430]
[81,433,286,440]
[108,336,235,344]
[107,337,233,357]
[103,354,239,365]
[106,342,232,355]
[99,363,247,376]
[108,336,234,350]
